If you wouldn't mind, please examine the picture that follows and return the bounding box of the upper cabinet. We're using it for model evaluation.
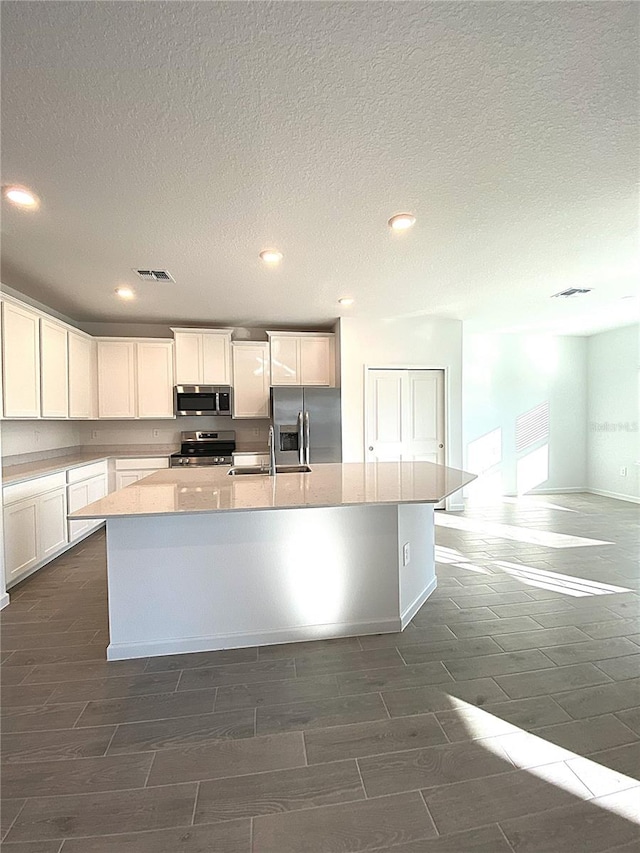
[267,332,335,387]
[40,319,69,418]
[172,329,232,385]
[68,331,95,419]
[97,338,174,419]
[2,301,41,418]
[232,342,270,418]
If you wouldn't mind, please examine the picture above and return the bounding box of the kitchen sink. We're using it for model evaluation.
[227,465,312,476]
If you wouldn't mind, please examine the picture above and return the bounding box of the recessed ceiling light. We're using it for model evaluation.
[115,287,135,300]
[388,213,416,231]
[3,185,39,208]
[259,249,283,264]
[338,298,354,306]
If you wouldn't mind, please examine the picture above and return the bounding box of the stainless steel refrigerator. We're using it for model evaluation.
[271,387,342,464]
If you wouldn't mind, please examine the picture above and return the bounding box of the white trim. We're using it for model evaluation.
[0,592,10,610]
[107,617,401,660]
[400,576,437,629]
[587,488,640,505]
[523,487,586,495]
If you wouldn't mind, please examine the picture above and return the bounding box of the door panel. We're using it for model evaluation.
[202,334,230,384]
[366,371,404,461]
[299,336,331,385]
[2,302,40,418]
[270,336,299,385]
[39,488,68,559]
[40,319,69,418]
[137,341,174,418]
[4,499,38,579]
[272,387,304,464]
[304,388,342,462]
[405,371,445,464]
[174,333,203,384]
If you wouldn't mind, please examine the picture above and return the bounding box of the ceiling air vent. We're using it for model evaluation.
[133,269,175,283]
[551,288,592,298]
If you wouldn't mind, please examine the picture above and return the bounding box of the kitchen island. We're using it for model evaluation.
[72,462,475,660]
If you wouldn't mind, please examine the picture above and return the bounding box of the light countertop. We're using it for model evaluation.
[70,461,476,519]
[2,447,176,487]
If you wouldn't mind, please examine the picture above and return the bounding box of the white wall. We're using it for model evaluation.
[78,417,269,449]
[587,323,639,503]
[463,333,588,498]
[339,316,463,473]
[2,420,81,459]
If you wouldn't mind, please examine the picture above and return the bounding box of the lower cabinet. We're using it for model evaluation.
[3,473,69,586]
[67,473,107,542]
[114,457,169,490]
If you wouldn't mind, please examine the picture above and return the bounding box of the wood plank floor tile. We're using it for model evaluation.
[494,625,592,651]
[251,792,437,852]
[447,615,541,638]
[74,688,217,727]
[194,760,364,823]
[542,638,640,666]
[304,713,448,764]
[499,787,640,853]
[2,753,153,799]
[553,677,640,719]
[177,659,295,691]
[382,677,509,718]
[294,648,404,679]
[107,708,255,753]
[2,726,116,763]
[533,714,640,756]
[367,824,514,853]
[442,649,556,681]
[58,820,251,852]
[5,783,198,842]
[397,637,503,665]
[434,694,571,741]
[45,672,180,704]
[147,731,305,786]
[215,675,340,713]
[595,653,640,681]
[335,662,452,695]
[256,693,388,735]
[495,663,612,699]
[144,647,258,673]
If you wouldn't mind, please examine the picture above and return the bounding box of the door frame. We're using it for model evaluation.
[364,365,455,511]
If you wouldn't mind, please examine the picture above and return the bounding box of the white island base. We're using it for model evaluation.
[105,502,436,660]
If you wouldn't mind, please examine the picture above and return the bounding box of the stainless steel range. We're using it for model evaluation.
[169,431,236,467]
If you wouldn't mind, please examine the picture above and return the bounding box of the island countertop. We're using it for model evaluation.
[70,461,475,519]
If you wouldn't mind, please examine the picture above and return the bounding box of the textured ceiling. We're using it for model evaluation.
[1,1,638,333]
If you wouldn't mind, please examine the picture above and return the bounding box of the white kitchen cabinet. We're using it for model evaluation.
[40,319,69,418]
[2,301,41,418]
[172,328,232,385]
[232,342,270,418]
[97,340,137,418]
[267,332,335,387]
[3,498,39,581]
[97,339,172,419]
[3,473,69,586]
[67,467,107,542]
[136,341,174,418]
[68,331,94,419]
[39,487,68,558]
[114,457,169,490]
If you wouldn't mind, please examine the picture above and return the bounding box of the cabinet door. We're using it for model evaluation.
[137,341,174,418]
[115,471,143,490]
[2,301,41,417]
[232,343,270,418]
[68,332,92,419]
[39,487,68,559]
[97,341,136,418]
[270,336,299,385]
[174,333,203,384]
[3,498,39,581]
[300,336,333,386]
[202,333,231,384]
[40,319,69,418]
[67,481,91,541]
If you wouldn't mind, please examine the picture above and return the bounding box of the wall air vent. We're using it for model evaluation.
[133,269,175,283]
[551,288,592,298]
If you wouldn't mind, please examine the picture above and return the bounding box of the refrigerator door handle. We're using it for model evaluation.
[304,410,310,465]
[297,411,304,465]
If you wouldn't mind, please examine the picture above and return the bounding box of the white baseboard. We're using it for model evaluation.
[527,487,586,495]
[107,617,402,660]
[0,592,10,610]
[400,576,437,629]
[587,488,640,505]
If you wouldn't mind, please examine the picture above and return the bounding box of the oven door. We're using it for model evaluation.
[174,387,219,416]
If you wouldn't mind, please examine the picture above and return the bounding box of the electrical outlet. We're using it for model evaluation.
[91,430,98,440]
[402,542,410,566]
[153,429,160,438]
[620,466,628,477]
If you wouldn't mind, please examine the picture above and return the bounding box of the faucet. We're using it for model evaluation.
[268,425,277,476]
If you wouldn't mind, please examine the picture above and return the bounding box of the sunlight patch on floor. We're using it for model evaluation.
[435,513,614,549]
[449,698,640,821]
[491,560,632,597]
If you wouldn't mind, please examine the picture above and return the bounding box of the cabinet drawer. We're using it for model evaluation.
[67,461,108,484]
[3,472,67,506]
[115,457,169,471]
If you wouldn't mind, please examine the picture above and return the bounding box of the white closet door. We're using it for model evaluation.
[366,370,405,461]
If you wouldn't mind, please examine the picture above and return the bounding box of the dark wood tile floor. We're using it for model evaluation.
[1,493,639,852]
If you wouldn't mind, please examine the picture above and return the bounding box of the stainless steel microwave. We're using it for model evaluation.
[174,386,233,417]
